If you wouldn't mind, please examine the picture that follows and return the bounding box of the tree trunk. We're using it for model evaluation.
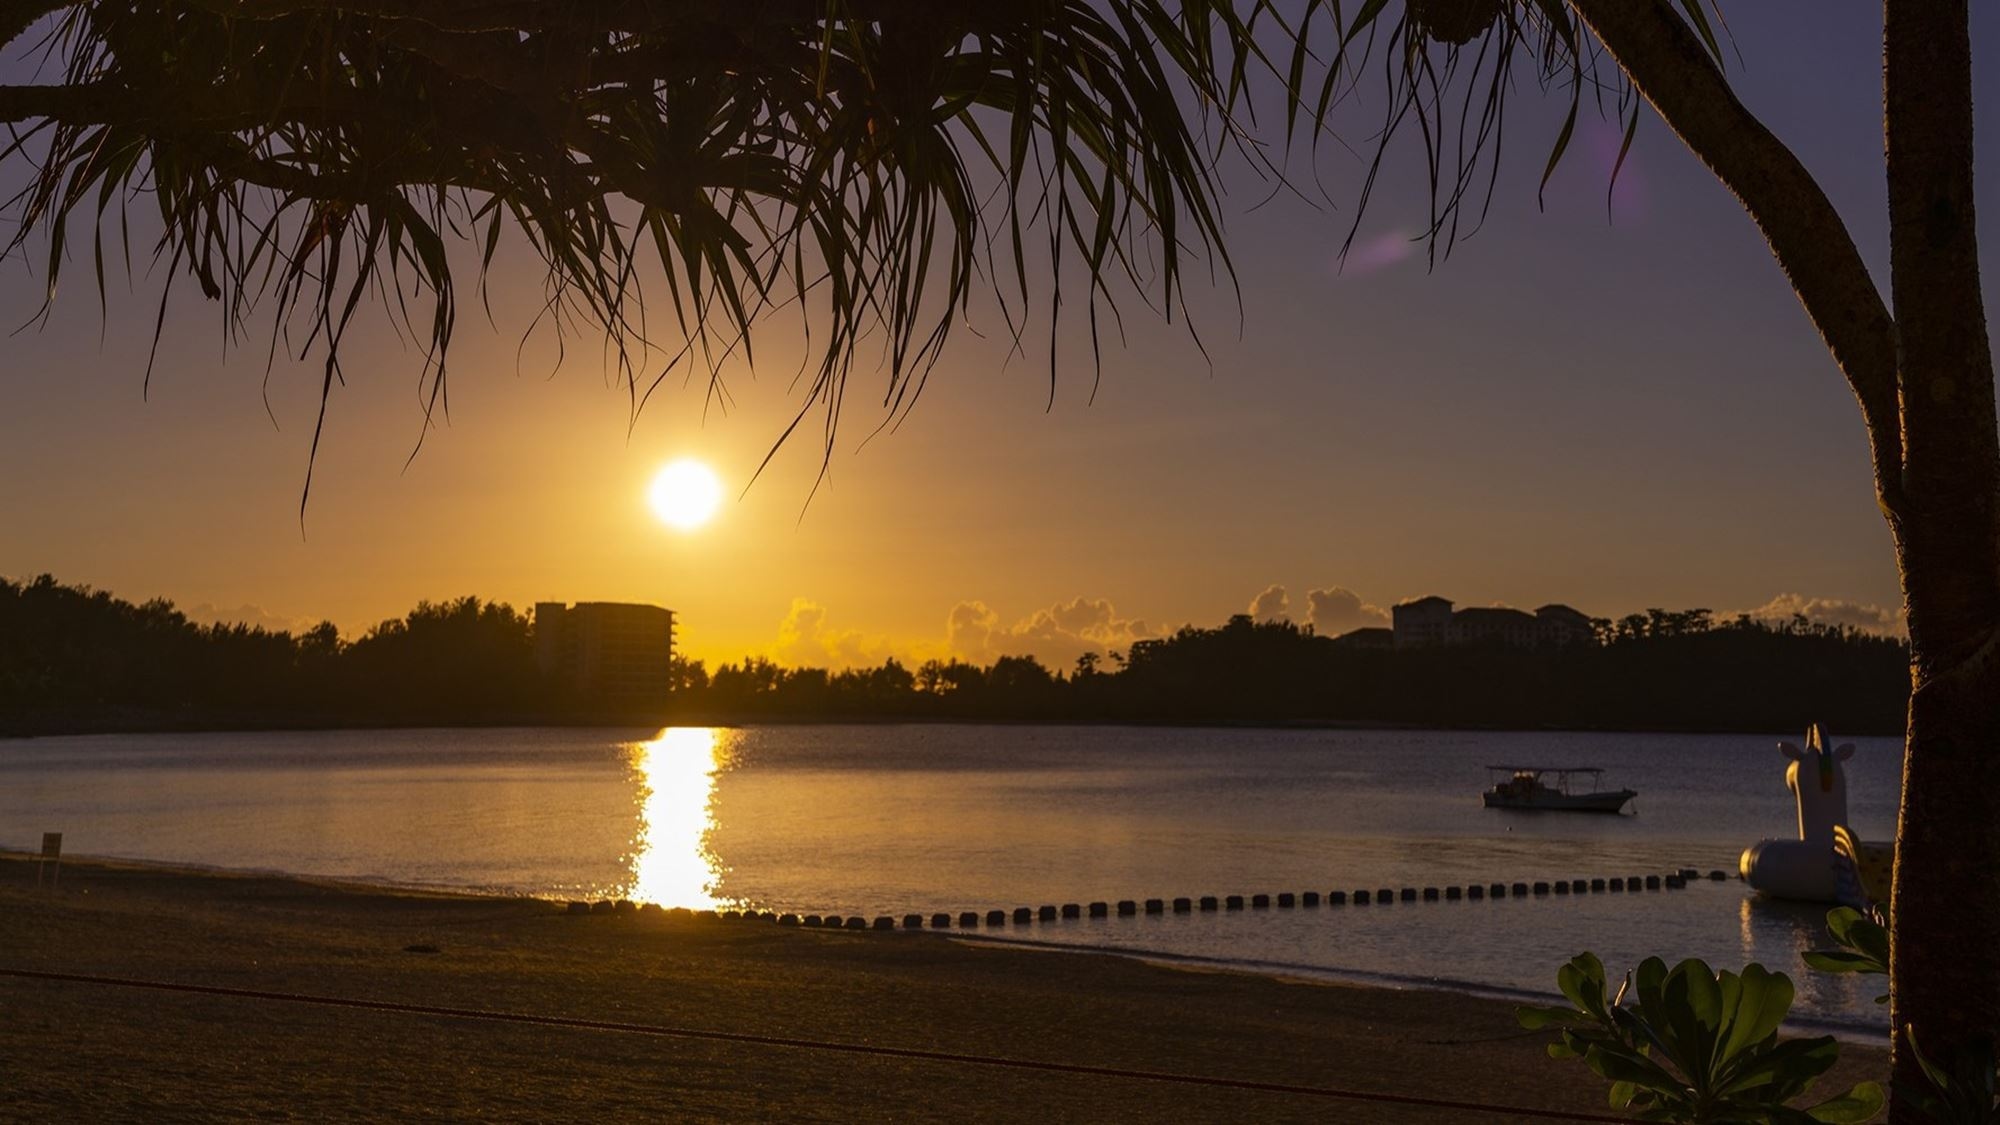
[1570,0,2000,1111]
[1884,0,2000,1111]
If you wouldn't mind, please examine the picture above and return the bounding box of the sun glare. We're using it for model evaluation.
[626,727,734,908]
[648,459,723,530]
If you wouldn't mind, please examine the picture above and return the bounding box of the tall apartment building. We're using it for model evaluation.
[534,601,675,706]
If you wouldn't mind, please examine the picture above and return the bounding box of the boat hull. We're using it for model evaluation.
[1482,788,1635,813]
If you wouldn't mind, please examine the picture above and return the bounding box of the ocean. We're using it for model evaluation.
[0,723,1900,1029]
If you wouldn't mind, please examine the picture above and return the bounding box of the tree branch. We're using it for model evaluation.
[1568,0,1905,511]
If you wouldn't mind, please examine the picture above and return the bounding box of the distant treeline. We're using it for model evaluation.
[1,575,549,733]
[1,574,1910,736]
[676,610,1910,734]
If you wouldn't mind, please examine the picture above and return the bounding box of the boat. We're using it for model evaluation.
[1481,766,1636,813]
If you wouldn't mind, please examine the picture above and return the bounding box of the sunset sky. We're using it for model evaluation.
[3,5,1994,670]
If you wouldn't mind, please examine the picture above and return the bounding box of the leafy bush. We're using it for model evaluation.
[1805,908,1998,1123]
[1517,952,1883,1123]
[1801,907,1889,1004]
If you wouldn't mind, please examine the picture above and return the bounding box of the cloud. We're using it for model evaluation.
[183,602,315,635]
[1305,586,1391,636]
[1248,584,1291,622]
[947,596,1156,670]
[766,598,912,669]
[1743,593,1905,636]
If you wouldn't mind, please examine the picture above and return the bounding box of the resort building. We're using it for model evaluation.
[534,601,676,706]
[1390,596,1455,648]
[1391,597,1598,650]
[1331,626,1395,650]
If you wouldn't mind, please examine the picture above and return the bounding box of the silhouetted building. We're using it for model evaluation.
[1451,606,1538,647]
[1394,596,1598,650]
[1392,596,1455,649]
[1532,604,1597,647]
[535,601,675,706]
[1333,626,1394,650]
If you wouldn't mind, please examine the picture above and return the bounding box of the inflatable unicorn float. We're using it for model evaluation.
[1738,723,1896,904]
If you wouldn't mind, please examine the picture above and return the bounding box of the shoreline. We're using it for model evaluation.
[1,854,1888,1121]
[2,849,1891,1047]
[4,713,1907,740]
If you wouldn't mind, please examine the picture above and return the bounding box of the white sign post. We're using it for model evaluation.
[35,832,61,891]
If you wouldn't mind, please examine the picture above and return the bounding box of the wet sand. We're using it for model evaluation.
[0,854,1885,1122]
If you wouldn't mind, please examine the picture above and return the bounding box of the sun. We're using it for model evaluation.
[647,459,723,531]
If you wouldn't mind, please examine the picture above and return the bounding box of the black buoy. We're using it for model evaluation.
[1553,882,1569,895]
[1353,890,1371,905]
[1513,883,1530,897]
[931,913,952,928]
[1277,893,1295,908]
[1013,907,1033,924]
[903,914,923,930]
[1089,902,1109,918]
[1665,875,1685,889]
[1422,887,1440,902]
[1533,882,1550,896]
[1645,875,1661,890]
[1252,894,1272,909]
[1225,895,1245,911]
[1590,878,1606,891]
[1609,878,1625,891]
[1173,897,1193,913]
[871,916,894,931]
[1379,888,1396,904]
[565,901,590,916]
[1117,900,1137,916]
[845,916,868,930]
[988,910,1008,926]
[779,914,800,926]
[1145,898,1165,914]
[1467,885,1484,900]
[1328,890,1346,905]
[1571,880,1588,894]
[1709,870,1730,881]
[1039,905,1059,922]
[1303,892,1322,907]
[803,914,824,927]
[1200,896,1219,912]
[1060,903,1081,919]
[961,912,981,927]
[1445,886,1462,901]
[1488,883,1505,898]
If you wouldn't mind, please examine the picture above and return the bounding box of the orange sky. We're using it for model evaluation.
[5,5,1975,671]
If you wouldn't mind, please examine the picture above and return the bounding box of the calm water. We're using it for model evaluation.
[0,724,1901,1027]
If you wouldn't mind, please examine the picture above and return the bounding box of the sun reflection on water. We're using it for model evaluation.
[625,727,735,908]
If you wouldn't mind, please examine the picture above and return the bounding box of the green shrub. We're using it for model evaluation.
[1517,952,1882,1123]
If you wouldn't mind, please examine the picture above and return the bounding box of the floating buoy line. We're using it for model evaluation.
[563,868,1737,930]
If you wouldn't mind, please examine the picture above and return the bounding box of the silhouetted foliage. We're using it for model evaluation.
[0,575,540,732]
[2,574,1909,736]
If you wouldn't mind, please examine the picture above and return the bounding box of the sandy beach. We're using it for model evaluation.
[0,854,1886,1122]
